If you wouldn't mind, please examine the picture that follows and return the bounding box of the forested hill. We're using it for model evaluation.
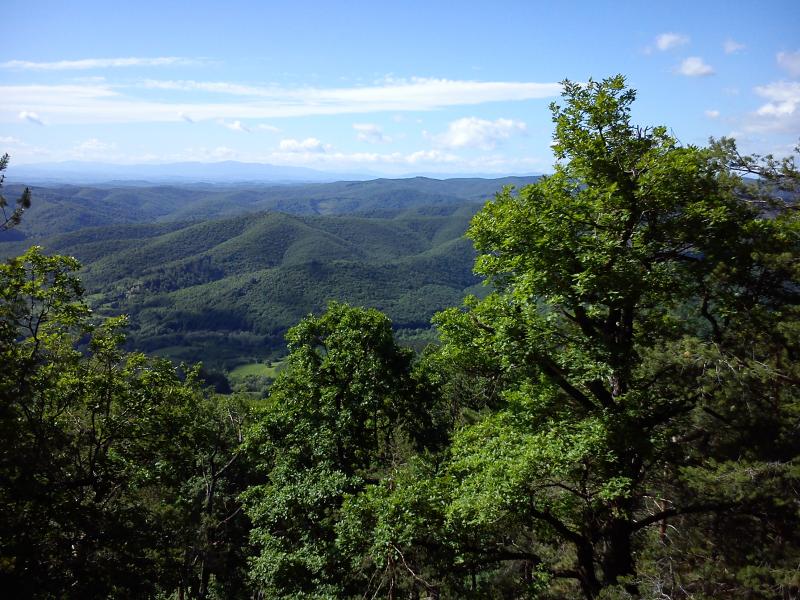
[0,175,539,241]
[1,202,485,368]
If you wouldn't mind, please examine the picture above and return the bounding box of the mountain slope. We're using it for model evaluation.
[0,176,538,242]
[7,207,485,368]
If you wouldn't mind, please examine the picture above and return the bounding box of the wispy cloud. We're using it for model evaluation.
[0,79,561,124]
[723,39,746,54]
[676,57,714,77]
[256,124,280,133]
[0,78,561,124]
[705,109,720,118]
[222,120,250,132]
[18,111,45,125]
[249,146,541,175]
[353,123,392,144]
[179,112,195,123]
[141,76,560,104]
[142,79,263,94]
[74,138,117,156]
[655,32,689,51]
[429,117,526,150]
[754,81,799,117]
[278,138,331,153]
[777,50,800,78]
[1,56,200,70]
[742,81,800,134]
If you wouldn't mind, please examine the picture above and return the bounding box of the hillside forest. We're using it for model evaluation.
[1,76,799,599]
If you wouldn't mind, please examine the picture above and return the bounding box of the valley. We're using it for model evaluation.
[0,176,533,371]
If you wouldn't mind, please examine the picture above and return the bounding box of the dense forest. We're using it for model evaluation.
[1,76,799,599]
[0,176,538,370]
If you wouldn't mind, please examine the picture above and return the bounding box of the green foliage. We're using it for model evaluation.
[0,247,254,598]
[346,76,800,598]
[241,302,442,598]
[2,208,482,368]
[0,154,31,232]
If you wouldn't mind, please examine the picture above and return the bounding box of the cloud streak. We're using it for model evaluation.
[655,33,689,51]
[676,57,714,77]
[18,111,45,125]
[723,39,746,54]
[777,50,800,78]
[430,117,526,150]
[0,78,562,124]
[278,138,330,153]
[740,81,800,135]
[1,57,200,70]
[222,120,250,132]
[353,123,391,144]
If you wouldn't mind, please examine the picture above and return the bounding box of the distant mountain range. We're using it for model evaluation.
[0,175,541,241]
[11,160,368,184]
[10,161,542,185]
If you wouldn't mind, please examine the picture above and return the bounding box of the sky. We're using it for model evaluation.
[1,0,799,176]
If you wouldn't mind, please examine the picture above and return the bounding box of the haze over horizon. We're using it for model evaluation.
[2,0,799,177]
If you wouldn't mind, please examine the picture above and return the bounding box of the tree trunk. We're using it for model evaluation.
[601,518,639,596]
[576,540,601,599]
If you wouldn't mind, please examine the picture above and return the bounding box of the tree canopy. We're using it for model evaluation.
[0,247,253,598]
[324,76,800,598]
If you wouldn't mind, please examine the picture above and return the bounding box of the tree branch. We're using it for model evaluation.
[632,501,735,532]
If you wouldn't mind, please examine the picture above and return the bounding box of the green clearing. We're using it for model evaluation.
[229,360,285,380]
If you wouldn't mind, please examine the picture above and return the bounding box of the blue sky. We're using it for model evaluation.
[1,0,798,175]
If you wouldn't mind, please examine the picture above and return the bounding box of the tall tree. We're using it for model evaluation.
[352,76,799,598]
[242,302,434,598]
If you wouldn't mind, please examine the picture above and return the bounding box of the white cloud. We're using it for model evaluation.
[173,146,238,161]
[430,117,527,150]
[705,109,720,118]
[655,32,689,51]
[18,111,45,125]
[754,81,800,117]
[353,123,391,144]
[142,79,264,95]
[278,138,330,153]
[264,147,461,170]
[676,57,714,77]
[256,123,280,133]
[73,138,117,158]
[0,78,561,124]
[1,56,199,70]
[0,136,21,144]
[249,146,543,175]
[723,39,746,54]
[741,81,800,134]
[777,50,800,78]
[75,138,115,151]
[178,111,195,123]
[222,120,250,132]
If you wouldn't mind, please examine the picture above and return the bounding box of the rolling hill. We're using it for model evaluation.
[3,203,490,369]
[0,175,538,241]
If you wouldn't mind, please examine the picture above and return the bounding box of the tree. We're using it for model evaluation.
[242,302,435,598]
[359,76,799,598]
[0,246,254,599]
[0,154,31,231]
